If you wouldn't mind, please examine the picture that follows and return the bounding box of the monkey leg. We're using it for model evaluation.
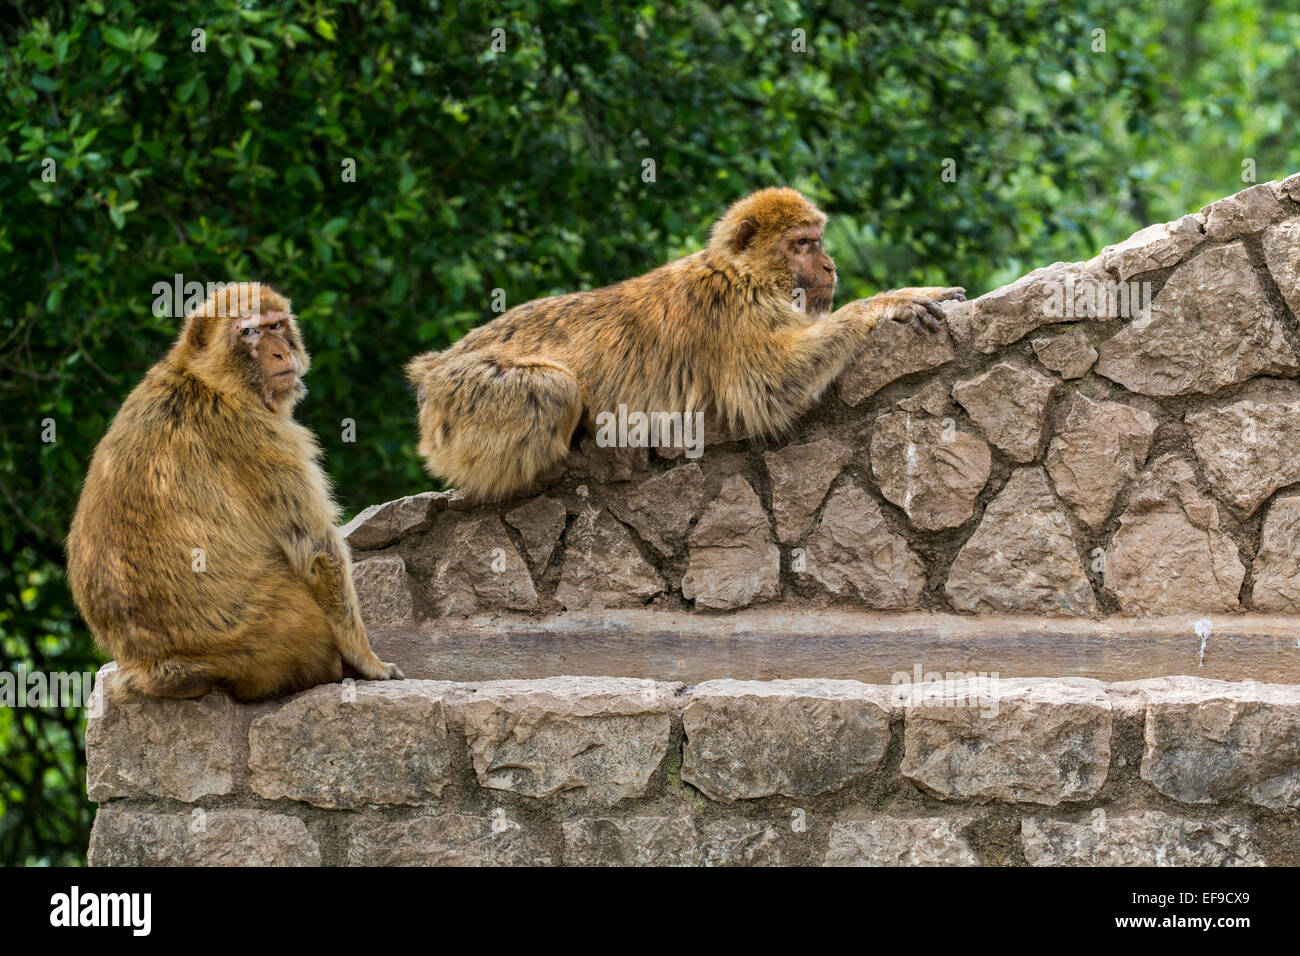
[414,352,582,502]
[307,550,404,682]
[118,658,218,699]
[221,595,347,701]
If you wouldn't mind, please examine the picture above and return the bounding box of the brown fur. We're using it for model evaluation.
[406,187,964,502]
[67,282,402,701]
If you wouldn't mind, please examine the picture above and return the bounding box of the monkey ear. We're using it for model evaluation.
[733,218,758,252]
[184,317,208,352]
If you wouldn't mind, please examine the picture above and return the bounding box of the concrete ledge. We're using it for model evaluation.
[366,610,1300,684]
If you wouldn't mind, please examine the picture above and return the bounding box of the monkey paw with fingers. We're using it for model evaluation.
[881,286,966,333]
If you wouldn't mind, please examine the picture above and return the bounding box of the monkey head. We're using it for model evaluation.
[707,187,836,315]
[179,282,310,413]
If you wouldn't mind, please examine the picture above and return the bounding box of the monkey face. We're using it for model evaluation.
[783,226,837,314]
[232,311,309,411]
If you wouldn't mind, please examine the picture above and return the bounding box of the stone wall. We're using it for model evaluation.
[88,178,1300,865]
[87,665,1300,865]
[343,174,1300,624]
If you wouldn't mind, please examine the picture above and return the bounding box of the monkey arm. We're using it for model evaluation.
[741,288,963,435]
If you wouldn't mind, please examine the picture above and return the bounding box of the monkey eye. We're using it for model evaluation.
[241,326,258,337]
[267,321,283,332]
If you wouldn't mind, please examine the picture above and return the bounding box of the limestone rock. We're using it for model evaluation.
[607,462,708,556]
[85,664,235,803]
[825,816,978,866]
[837,306,957,406]
[1185,384,1300,514]
[896,378,952,416]
[1199,182,1288,240]
[555,507,664,610]
[945,468,1095,615]
[1261,217,1300,317]
[870,412,991,531]
[802,481,925,608]
[563,816,699,866]
[901,678,1111,805]
[431,515,538,615]
[1031,328,1098,379]
[566,436,648,483]
[1103,455,1244,614]
[249,681,448,809]
[89,808,320,866]
[1140,678,1300,809]
[504,496,567,569]
[1045,393,1158,528]
[682,679,892,802]
[945,259,1116,353]
[342,491,446,551]
[701,819,812,867]
[1098,214,1204,281]
[348,813,552,866]
[1022,811,1263,866]
[462,677,681,804]
[352,555,414,625]
[951,363,1058,462]
[1280,172,1300,203]
[763,439,852,544]
[681,475,780,610]
[1094,244,1298,395]
[1251,495,1300,611]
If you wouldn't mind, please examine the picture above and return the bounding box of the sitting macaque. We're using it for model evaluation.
[407,187,963,501]
[67,282,402,701]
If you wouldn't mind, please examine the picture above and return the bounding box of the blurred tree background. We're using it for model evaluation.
[1,0,1298,864]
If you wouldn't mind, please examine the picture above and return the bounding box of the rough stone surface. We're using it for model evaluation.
[462,677,680,804]
[555,507,664,610]
[1200,182,1288,241]
[900,678,1112,805]
[825,816,979,866]
[85,664,235,803]
[838,308,957,405]
[802,481,925,608]
[945,468,1096,615]
[607,463,708,556]
[1022,811,1263,866]
[1031,327,1098,379]
[700,819,811,866]
[431,515,538,615]
[504,496,567,569]
[1140,678,1300,809]
[870,412,992,531]
[565,436,648,484]
[249,681,448,809]
[89,807,321,866]
[945,259,1116,353]
[1094,243,1298,395]
[1251,495,1300,611]
[352,555,414,625]
[951,363,1058,462]
[680,475,781,610]
[1098,214,1204,281]
[1103,455,1244,614]
[1185,383,1300,514]
[896,378,952,416]
[342,491,445,550]
[1280,172,1300,203]
[682,679,892,802]
[1261,216,1300,317]
[763,439,852,543]
[348,813,553,866]
[563,816,700,866]
[1045,393,1158,528]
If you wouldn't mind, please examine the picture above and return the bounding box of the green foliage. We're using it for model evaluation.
[1,0,1298,865]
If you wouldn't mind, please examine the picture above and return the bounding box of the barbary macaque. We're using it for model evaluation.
[407,188,963,501]
[67,282,402,701]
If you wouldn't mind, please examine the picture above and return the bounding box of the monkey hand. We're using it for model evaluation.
[880,286,965,333]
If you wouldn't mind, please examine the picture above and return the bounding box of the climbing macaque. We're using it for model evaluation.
[67,282,402,701]
[406,187,964,502]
